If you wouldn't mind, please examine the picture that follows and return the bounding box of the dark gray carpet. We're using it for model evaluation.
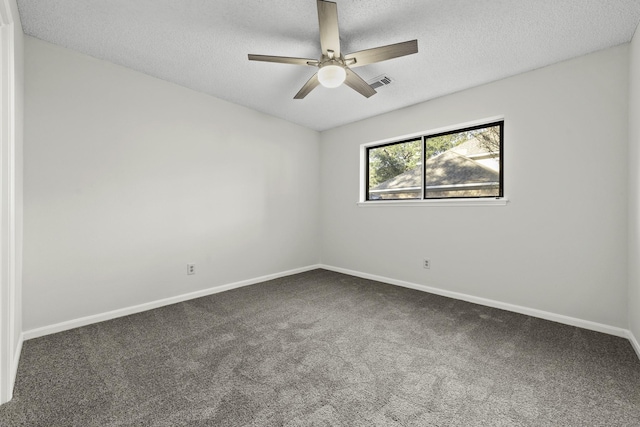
[1,269,639,426]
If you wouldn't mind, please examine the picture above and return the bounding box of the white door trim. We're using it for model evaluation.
[0,0,17,405]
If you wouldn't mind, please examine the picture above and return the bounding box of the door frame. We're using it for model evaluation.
[0,0,18,405]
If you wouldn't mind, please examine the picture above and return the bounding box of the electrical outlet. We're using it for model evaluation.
[187,263,196,275]
[423,259,430,269]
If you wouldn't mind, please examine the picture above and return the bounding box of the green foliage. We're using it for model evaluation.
[369,139,421,187]
[425,133,465,159]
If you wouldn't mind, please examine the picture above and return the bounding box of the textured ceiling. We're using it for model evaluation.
[16,0,640,131]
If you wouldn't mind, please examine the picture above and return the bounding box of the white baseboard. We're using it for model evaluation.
[21,263,640,363]
[320,264,630,339]
[24,265,321,341]
[628,330,640,360]
[2,333,23,405]
[10,333,23,394]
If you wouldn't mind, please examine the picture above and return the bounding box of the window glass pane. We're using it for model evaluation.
[368,139,422,200]
[424,124,501,199]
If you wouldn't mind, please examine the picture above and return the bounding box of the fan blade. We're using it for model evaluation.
[294,73,321,99]
[248,54,319,67]
[344,40,418,68]
[344,68,376,98]
[317,0,341,57]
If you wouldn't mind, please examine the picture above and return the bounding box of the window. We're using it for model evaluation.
[366,121,503,201]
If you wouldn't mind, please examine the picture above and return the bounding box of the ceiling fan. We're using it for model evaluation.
[248,0,418,99]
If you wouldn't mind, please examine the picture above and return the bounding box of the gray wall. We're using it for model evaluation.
[23,37,321,331]
[21,34,639,347]
[320,45,630,329]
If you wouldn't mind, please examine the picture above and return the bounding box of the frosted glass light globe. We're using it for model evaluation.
[318,64,346,88]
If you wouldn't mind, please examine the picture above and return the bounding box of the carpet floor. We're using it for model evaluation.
[0,269,639,426]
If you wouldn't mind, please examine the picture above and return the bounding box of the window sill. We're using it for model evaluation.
[357,197,509,207]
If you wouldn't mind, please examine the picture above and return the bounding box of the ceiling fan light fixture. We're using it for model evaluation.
[318,63,346,88]
[248,0,418,99]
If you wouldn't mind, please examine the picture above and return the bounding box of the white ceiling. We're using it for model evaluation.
[16,0,640,131]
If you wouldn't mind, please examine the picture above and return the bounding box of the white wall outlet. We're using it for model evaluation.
[187,263,196,275]
[423,259,430,269]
